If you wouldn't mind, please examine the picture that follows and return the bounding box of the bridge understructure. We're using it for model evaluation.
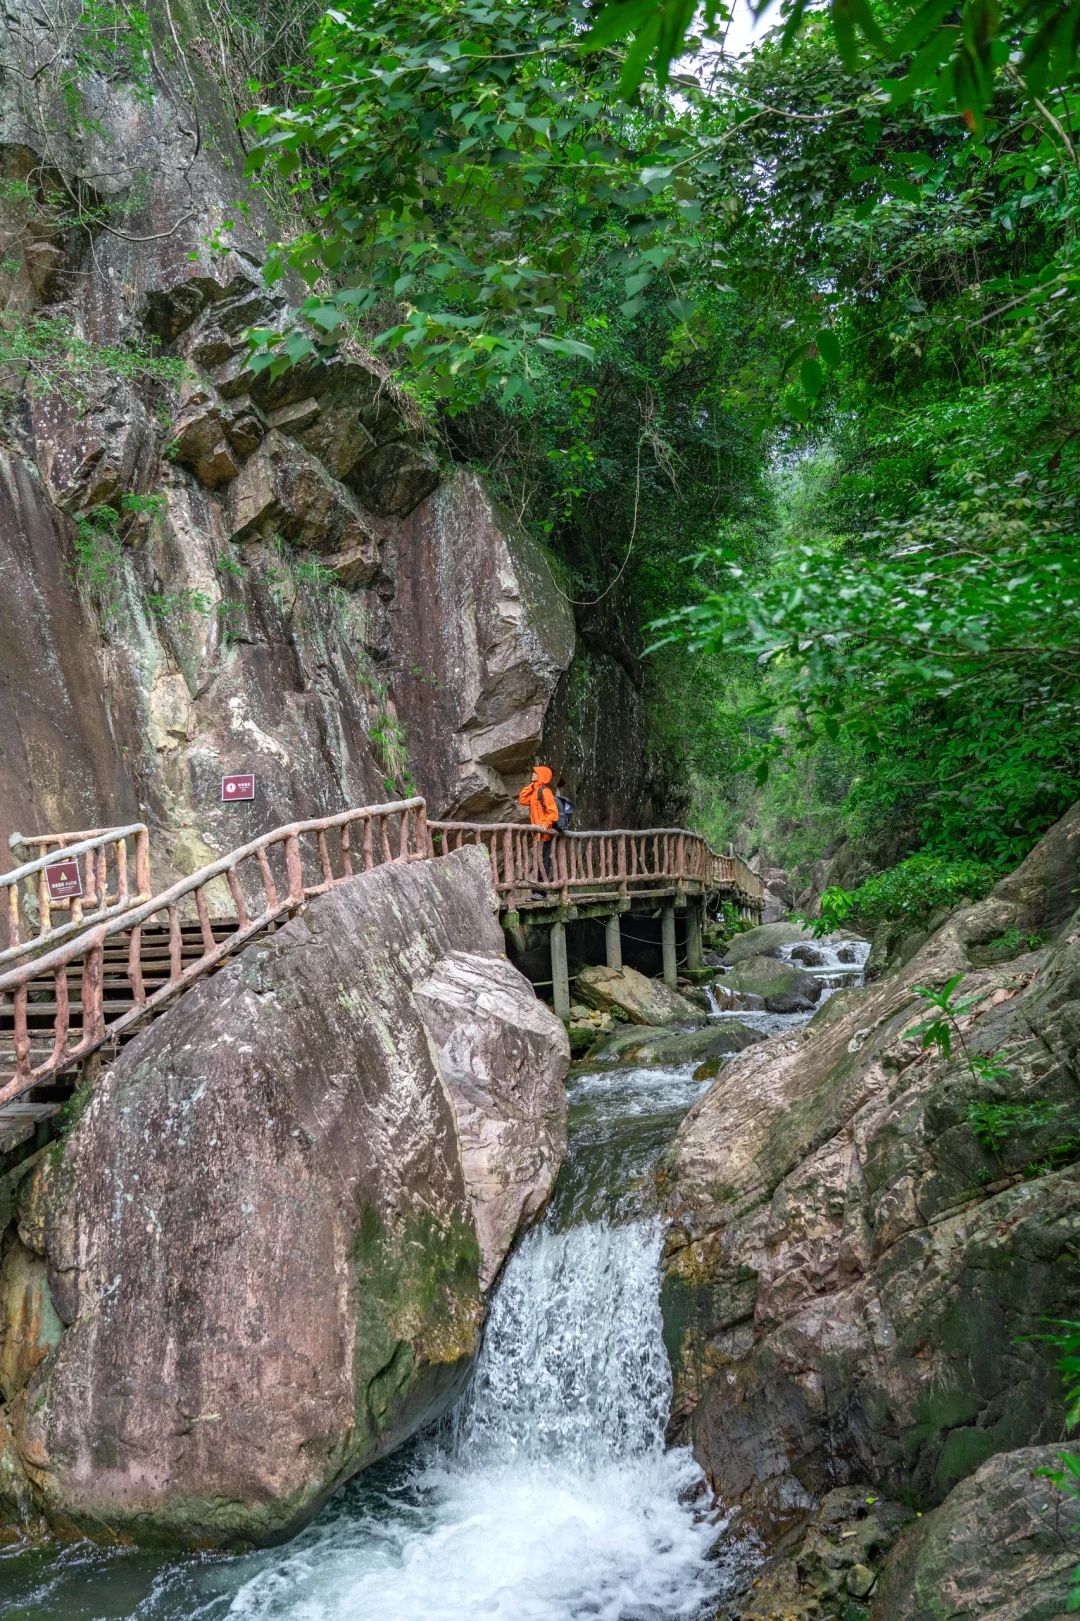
[0,804,763,1164]
[428,820,763,1018]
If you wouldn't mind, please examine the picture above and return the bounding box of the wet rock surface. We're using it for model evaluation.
[0,848,569,1547]
[721,922,820,966]
[662,802,1080,1560]
[715,1486,917,1621]
[871,1444,1080,1621]
[590,1023,764,1067]
[719,953,824,1013]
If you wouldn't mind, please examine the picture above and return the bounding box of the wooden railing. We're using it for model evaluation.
[0,799,427,1108]
[1,797,764,1109]
[429,821,764,908]
[2,825,151,970]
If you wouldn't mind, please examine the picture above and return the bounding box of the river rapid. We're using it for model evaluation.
[1,939,868,1621]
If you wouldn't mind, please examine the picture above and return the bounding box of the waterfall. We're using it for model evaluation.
[222,1219,722,1621]
[5,1065,733,1619]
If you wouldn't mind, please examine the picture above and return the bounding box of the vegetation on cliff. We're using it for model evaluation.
[231,0,1080,898]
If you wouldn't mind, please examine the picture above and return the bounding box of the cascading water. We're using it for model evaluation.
[706,935,871,1035]
[2,1064,728,1621]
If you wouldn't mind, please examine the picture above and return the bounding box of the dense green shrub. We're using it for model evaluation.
[813,853,998,936]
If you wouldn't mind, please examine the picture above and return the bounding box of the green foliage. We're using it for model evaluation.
[908,976,1080,1177]
[909,972,986,1065]
[64,0,154,115]
[242,0,705,401]
[985,927,1045,956]
[146,588,213,622]
[967,1098,1063,1152]
[71,506,126,631]
[803,854,995,936]
[1031,1325,1080,1610]
[806,886,856,938]
[586,0,1080,138]
[853,854,997,926]
[1031,1325,1080,1432]
[0,313,188,407]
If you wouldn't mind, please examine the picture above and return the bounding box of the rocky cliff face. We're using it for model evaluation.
[0,846,569,1547]
[660,803,1080,1604]
[0,3,584,877]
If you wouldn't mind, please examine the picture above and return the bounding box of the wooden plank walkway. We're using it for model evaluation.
[0,800,762,1156]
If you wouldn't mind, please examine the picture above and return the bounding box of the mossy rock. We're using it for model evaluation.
[720,953,822,1012]
[721,921,816,966]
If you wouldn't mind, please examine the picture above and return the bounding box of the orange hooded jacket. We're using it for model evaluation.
[519,765,559,836]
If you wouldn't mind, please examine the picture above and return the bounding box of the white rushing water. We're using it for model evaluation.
[218,1220,722,1621]
[706,935,871,1034]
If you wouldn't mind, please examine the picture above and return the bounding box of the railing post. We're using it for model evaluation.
[83,942,106,1044]
[38,865,50,940]
[686,900,703,972]
[116,837,129,903]
[136,828,151,897]
[416,801,429,858]
[285,835,304,905]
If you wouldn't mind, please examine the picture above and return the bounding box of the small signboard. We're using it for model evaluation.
[221,773,256,803]
[45,859,83,901]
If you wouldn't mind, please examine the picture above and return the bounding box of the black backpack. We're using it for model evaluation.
[554,793,575,832]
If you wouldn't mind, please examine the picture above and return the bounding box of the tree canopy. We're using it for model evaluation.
[241,0,1080,882]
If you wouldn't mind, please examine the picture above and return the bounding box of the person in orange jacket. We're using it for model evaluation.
[519,764,559,891]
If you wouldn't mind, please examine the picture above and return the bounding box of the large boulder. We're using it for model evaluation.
[589,1023,763,1068]
[873,1445,1080,1621]
[575,964,707,1027]
[661,802,1080,1555]
[721,921,818,965]
[0,847,568,1548]
[720,953,823,1013]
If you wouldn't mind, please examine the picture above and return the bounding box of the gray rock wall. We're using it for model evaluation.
[0,1,577,879]
[661,800,1080,1555]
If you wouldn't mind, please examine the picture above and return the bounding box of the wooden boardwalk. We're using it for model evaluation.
[0,802,762,1159]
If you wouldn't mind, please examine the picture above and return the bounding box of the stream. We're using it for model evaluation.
[0,937,869,1621]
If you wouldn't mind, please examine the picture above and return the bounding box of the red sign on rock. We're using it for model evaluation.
[45,860,83,901]
[221,774,256,802]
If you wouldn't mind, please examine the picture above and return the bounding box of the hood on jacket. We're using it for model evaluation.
[532,765,554,786]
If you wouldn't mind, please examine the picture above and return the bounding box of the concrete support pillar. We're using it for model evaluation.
[661,903,677,990]
[605,912,623,971]
[550,920,571,1020]
[686,900,703,972]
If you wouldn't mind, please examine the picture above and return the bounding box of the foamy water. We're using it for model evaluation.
[219,1222,722,1621]
[707,935,871,1033]
[2,1066,729,1620]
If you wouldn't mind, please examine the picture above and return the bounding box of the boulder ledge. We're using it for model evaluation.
[0,846,568,1548]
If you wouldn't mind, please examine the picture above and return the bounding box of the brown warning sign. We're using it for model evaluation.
[45,859,83,901]
[221,773,256,802]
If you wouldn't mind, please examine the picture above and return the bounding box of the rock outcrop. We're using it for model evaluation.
[0,7,580,877]
[872,1444,1080,1621]
[575,963,706,1027]
[661,801,1080,1564]
[0,847,569,1547]
[719,954,823,1013]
